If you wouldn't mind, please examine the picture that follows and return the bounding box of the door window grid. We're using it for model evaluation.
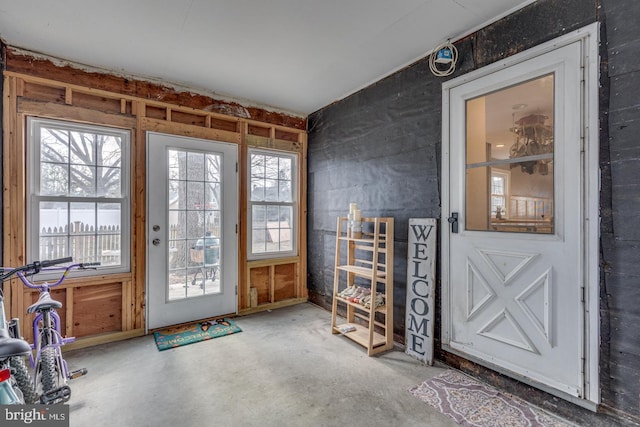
[167,149,222,300]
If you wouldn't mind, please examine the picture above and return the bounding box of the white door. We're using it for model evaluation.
[146,132,238,330]
[442,41,586,398]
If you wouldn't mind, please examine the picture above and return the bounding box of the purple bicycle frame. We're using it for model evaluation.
[16,270,77,381]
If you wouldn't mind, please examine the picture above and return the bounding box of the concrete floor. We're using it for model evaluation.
[63,303,458,427]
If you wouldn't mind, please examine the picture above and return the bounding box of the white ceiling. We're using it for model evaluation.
[0,0,533,116]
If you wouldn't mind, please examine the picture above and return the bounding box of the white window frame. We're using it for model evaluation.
[27,117,131,275]
[247,148,298,260]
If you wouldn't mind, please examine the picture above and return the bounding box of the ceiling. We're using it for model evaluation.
[0,0,533,116]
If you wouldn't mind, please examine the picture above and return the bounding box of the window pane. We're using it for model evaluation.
[70,165,95,196]
[169,180,186,210]
[187,152,204,181]
[41,128,69,163]
[465,74,554,234]
[39,202,69,260]
[252,205,266,229]
[279,157,292,181]
[97,203,121,266]
[98,166,121,197]
[264,179,278,202]
[279,229,292,251]
[205,183,220,210]
[265,156,279,179]
[168,149,186,180]
[98,136,122,167]
[186,211,205,240]
[251,178,265,201]
[69,131,95,166]
[279,179,292,202]
[186,181,204,210]
[41,163,68,195]
[206,154,220,182]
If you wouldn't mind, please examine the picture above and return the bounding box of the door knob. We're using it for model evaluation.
[152,238,161,246]
[448,212,459,234]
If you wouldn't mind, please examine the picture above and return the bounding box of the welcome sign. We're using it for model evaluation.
[405,218,436,364]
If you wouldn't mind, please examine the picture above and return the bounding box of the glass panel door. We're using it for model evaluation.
[147,132,238,330]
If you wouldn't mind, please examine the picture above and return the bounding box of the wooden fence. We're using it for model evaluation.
[40,221,121,265]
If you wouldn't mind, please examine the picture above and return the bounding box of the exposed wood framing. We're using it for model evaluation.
[3,69,308,347]
[5,48,306,130]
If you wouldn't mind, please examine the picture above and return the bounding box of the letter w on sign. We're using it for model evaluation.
[405,218,436,364]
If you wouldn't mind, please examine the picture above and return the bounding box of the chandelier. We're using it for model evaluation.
[509,113,553,175]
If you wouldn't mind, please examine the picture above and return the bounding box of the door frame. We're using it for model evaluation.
[440,23,600,408]
[145,131,239,331]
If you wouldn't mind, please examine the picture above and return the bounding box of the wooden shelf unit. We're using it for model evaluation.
[331,216,394,356]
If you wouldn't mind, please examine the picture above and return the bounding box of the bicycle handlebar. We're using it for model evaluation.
[0,258,101,285]
[78,262,101,268]
[40,257,74,268]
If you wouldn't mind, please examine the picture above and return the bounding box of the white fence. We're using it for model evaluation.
[40,222,120,265]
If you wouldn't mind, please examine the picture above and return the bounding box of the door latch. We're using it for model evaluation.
[447,212,459,234]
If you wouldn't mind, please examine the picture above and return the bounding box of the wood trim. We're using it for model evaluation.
[17,99,137,128]
[142,117,241,144]
[134,110,145,330]
[66,287,74,337]
[298,132,308,298]
[62,329,145,352]
[247,256,300,268]
[238,297,308,316]
[238,122,248,310]
[245,134,304,153]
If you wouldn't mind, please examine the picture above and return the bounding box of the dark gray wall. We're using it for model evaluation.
[600,0,640,422]
[308,0,640,424]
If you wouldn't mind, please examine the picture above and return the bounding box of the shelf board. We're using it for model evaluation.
[334,295,386,314]
[333,323,387,349]
[336,265,386,280]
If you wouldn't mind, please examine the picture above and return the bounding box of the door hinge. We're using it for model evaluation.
[235,285,238,295]
[581,286,585,303]
[236,224,238,234]
[236,162,238,172]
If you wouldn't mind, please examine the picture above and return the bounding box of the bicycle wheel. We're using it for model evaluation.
[40,347,60,394]
[10,355,39,404]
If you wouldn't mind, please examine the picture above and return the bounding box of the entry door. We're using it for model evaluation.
[442,42,585,398]
[147,132,238,330]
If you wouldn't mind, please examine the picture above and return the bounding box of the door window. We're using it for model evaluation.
[465,74,554,234]
[167,149,222,300]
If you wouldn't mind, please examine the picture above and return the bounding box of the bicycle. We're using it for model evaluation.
[0,259,72,404]
[10,257,99,404]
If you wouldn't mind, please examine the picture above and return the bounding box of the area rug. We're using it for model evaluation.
[153,318,242,351]
[409,370,570,427]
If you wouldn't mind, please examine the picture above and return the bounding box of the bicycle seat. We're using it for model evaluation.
[0,329,31,357]
[27,292,63,314]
